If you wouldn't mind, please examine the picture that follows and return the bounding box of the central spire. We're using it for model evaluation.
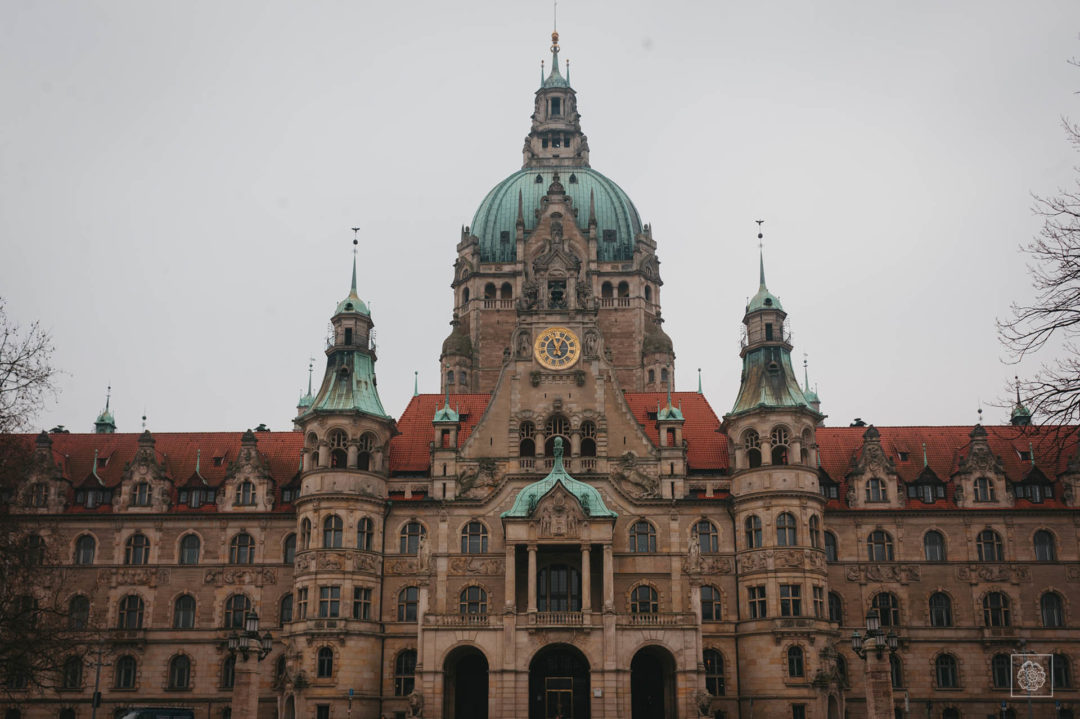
[523,30,590,169]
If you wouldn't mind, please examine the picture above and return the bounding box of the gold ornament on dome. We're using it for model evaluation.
[534,327,580,370]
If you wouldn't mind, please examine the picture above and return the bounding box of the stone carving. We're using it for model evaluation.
[458,458,498,498]
[775,550,803,568]
[538,491,579,538]
[583,330,599,358]
[407,690,424,718]
[693,689,712,717]
[316,553,344,571]
[844,564,921,584]
[519,282,539,311]
[515,330,532,358]
[449,557,503,575]
[352,552,379,572]
[385,558,416,574]
[956,564,1030,583]
[417,535,432,574]
[98,567,170,588]
[611,452,659,498]
[685,526,703,573]
[1066,566,1080,582]
[957,425,1006,475]
[203,567,276,587]
[575,279,591,309]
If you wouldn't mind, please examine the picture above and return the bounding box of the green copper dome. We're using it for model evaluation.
[502,438,616,519]
[335,291,369,316]
[470,168,642,263]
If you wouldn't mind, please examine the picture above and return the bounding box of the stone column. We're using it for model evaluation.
[570,430,582,457]
[580,544,591,613]
[863,644,896,719]
[602,544,614,611]
[534,433,545,458]
[229,652,262,719]
[527,544,538,613]
[347,444,358,468]
[505,544,516,611]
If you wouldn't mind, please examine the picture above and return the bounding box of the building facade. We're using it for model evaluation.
[4,30,1080,719]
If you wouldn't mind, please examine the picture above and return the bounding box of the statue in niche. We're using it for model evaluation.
[575,279,591,308]
[416,534,431,573]
[519,281,539,310]
[686,525,703,573]
[516,331,532,359]
[583,331,598,357]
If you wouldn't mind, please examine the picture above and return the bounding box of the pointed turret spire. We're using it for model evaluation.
[1011,375,1032,426]
[697,367,702,394]
[413,371,419,397]
[94,385,116,434]
[334,229,370,316]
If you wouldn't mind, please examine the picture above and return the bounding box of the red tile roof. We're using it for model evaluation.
[388,394,491,474]
[622,392,728,471]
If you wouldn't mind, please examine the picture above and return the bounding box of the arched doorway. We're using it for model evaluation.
[529,644,590,719]
[630,646,676,719]
[443,646,489,719]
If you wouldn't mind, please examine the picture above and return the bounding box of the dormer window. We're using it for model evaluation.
[500,231,511,244]
[974,477,995,502]
[1018,450,1032,462]
[764,298,773,307]
[96,456,108,469]
[213,456,224,467]
[897,452,909,462]
[603,230,617,243]
[550,97,561,116]
[865,477,887,503]
[236,481,256,506]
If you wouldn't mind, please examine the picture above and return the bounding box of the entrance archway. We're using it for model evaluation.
[630,646,676,719]
[443,646,489,719]
[529,643,590,719]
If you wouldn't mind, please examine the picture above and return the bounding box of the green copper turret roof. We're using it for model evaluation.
[94,388,116,434]
[433,382,459,423]
[728,346,816,417]
[502,437,616,519]
[335,250,370,316]
[746,249,783,313]
[541,32,571,89]
[301,351,390,419]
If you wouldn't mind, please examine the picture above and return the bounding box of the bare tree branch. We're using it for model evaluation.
[0,300,57,434]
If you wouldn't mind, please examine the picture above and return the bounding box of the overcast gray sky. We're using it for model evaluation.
[2,0,1077,433]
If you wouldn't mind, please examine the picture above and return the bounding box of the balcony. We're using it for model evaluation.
[518,458,535,471]
[482,299,515,310]
[618,612,695,627]
[531,612,586,627]
[425,613,491,627]
[578,458,597,472]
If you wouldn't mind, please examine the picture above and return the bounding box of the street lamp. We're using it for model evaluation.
[225,610,273,662]
[851,609,899,661]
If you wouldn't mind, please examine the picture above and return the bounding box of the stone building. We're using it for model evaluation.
[3,30,1080,719]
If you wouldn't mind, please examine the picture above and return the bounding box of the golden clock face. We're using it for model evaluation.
[534,327,581,370]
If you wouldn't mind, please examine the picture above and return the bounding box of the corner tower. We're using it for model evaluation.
[442,31,673,394]
[721,240,840,716]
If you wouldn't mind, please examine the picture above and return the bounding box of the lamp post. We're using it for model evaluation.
[851,609,901,719]
[224,611,274,717]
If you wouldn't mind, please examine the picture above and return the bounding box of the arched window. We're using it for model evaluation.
[867,530,894,561]
[114,656,137,689]
[235,480,256,506]
[229,533,255,564]
[221,655,236,689]
[787,646,804,678]
[317,647,334,678]
[68,595,90,630]
[132,481,151,506]
[630,520,657,553]
[644,285,653,303]
[168,655,191,689]
[459,586,487,615]
[399,522,426,554]
[982,592,1011,627]
[660,368,669,384]
[580,421,597,457]
[519,421,535,458]
[630,585,659,614]
[357,518,373,551]
[923,531,946,561]
[865,477,887,502]
[617,281,630,298]
[824,532,838,562]
[935,654,958,688]
[770,426,789,465]
[394,650,417,696]
[462,287,470,304]
[744,429,762,468]
[224,594,251,629]
[929,592,953,627]
[977,529,1004,561]
[357,433,375,471]
[484,282,496,299]
[1034,530,1056,561]
[992,653,1011,688]
[179,534,201,565]
[461,521,488,553]
[173,595,196,629]
[703,649,725,696]
[74,535,96,565]
[300,518,311,549]
[700,586,722,621]
[648,369,655,384]
[744,515,762,549]
[500,282,512,300]
[124,533,149,565]
[828,592,843,623]
[544,415,570,456]
[328,429,348,468]
[398,586,419,621]
[808,515,821,548]
[323,515,343,548]
[1054,654,1071,689]
[279,593,293,625]
[118,595,144,629]
[776,512,797,547]
[696,520,719,553]
[890,653,904,688]
[62,656,82,689]
[283,533,296,563]
[872,592,900,627]
[974,476,995,502]
[1041,592,1064,627]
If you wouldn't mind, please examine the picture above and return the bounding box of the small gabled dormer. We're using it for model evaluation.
[1012,455,1055,504]
[177,450,216,509]
[905,444,947,504]
[16,431,69,513]
[656,385,686,495]
[432,392,461,498]
[953,424,1009,509]
[844,426,904,509]
[220,430,275,512]
[120,430,172,512]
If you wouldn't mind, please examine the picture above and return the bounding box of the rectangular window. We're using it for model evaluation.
[297,588,308,620]
[748,586,767,619]
[792,705,806,719]
[812,586,824,618]
[550,97,561,116]
[353,587,372,620]
[765,323,773,340]
[316,706,330,719]
[780,585,802,617]
[552,135,561,148]
[319,586,340,618]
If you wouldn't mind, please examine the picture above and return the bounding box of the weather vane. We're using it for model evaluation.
[756,219,765,250]
[351,227,360,252]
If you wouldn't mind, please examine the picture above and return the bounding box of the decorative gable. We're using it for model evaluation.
[844,426,903,509]
[953,425,1010,509]
[120,431,172,512]
[220,430,275,511]
[533,484,586,539]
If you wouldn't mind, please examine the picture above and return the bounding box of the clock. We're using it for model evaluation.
[534,327,581,370]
